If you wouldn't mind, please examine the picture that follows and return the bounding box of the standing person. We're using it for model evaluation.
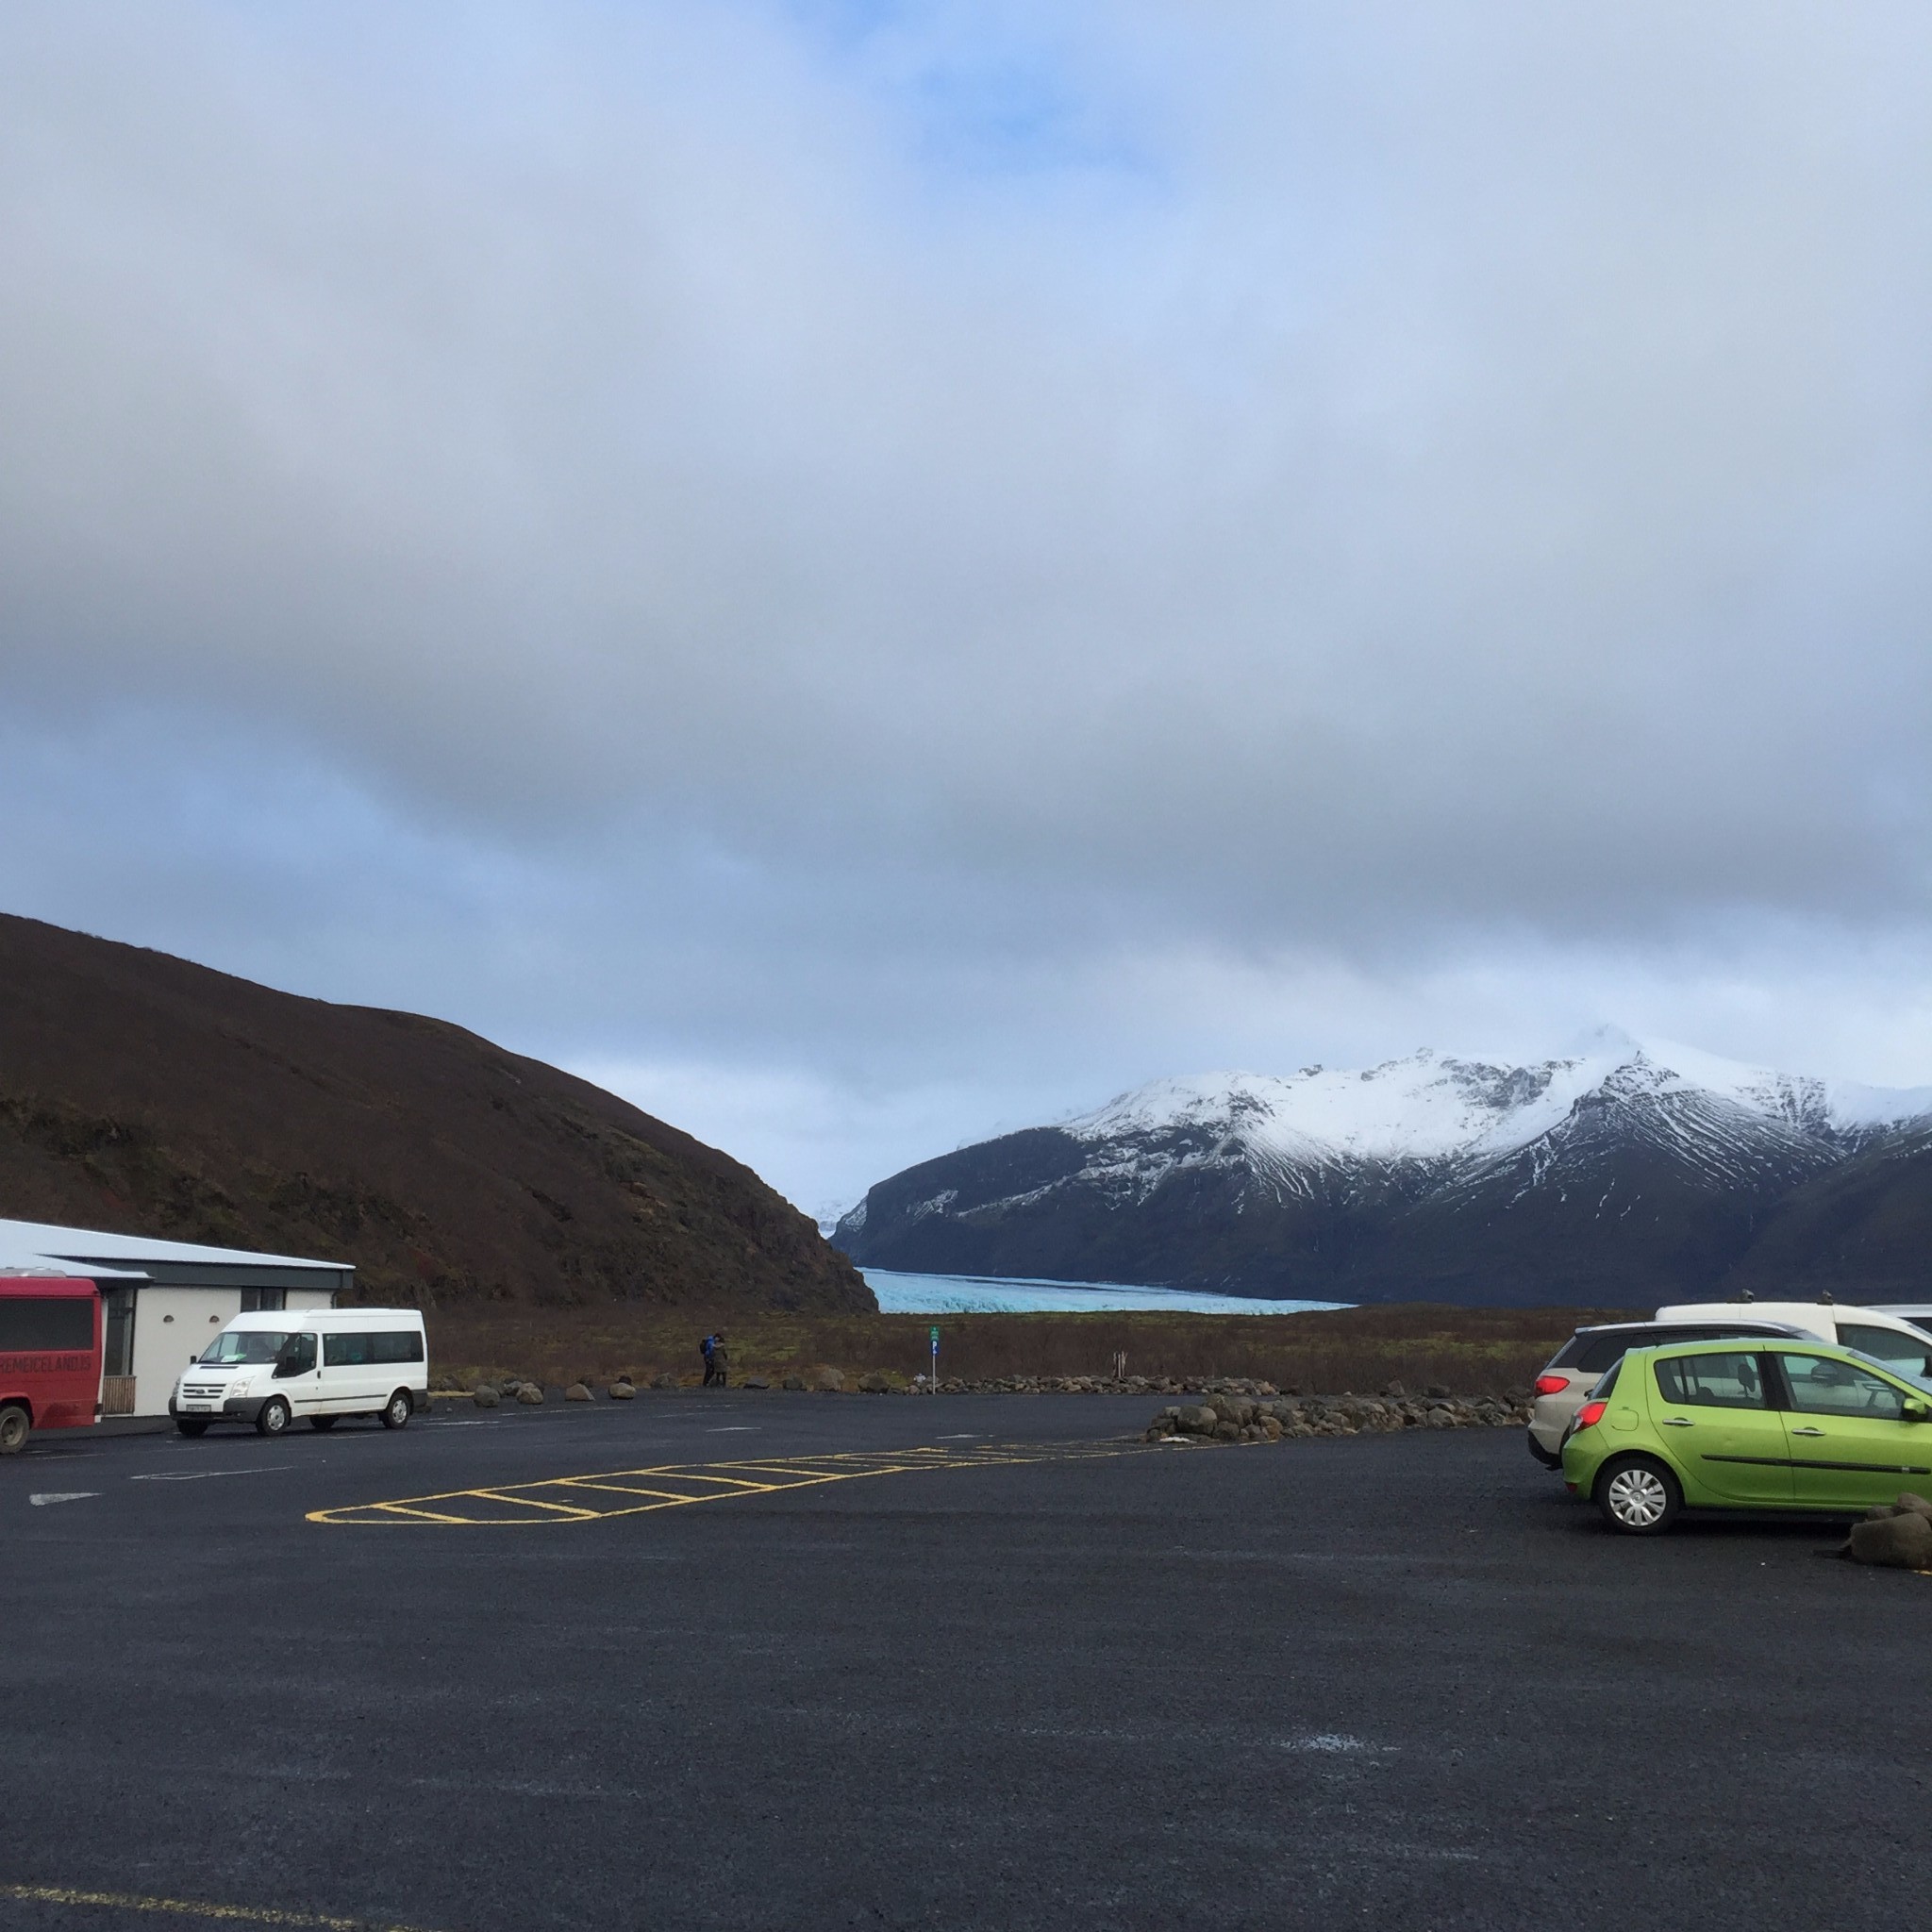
[700,1333,717,1386]
[709,1330,728,1388]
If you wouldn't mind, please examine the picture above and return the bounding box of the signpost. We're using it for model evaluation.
[929,1325,940,1392]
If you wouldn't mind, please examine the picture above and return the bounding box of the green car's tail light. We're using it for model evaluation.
[1574,1399,1608,1430]
[1534,1374,1570,1396]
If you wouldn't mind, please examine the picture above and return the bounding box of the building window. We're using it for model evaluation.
[241,1289,287,1312]
[102,1288,136,1377]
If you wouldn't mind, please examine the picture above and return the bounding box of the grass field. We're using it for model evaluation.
[424,1302,1640,1398]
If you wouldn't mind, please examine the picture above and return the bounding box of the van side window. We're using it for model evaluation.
[274,1334,318,1377]
[324,1332,424,1367]
[1839,1324,1932,1372]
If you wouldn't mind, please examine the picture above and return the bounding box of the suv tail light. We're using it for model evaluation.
[1574,1399,1608,1430]
[1534,1374,1571,1397]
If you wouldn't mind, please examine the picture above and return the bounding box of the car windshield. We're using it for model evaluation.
[198,1330,291,1365]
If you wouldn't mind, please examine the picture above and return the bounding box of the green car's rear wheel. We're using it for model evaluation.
[1596,1455,1682,1536]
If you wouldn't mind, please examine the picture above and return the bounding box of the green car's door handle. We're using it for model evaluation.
[1790,1425,1825,1437]
[1659,1417,1695,1427]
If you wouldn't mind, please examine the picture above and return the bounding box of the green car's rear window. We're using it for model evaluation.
[1653,1351,1767,1409]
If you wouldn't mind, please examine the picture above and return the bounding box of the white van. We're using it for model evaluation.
[169,1307,429,1438]
[1654,1300,1932,1382]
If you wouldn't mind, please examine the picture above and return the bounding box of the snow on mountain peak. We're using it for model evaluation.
[1066,1036,1932,1171]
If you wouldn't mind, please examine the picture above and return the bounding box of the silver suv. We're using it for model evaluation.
[1525,1318,1805,1467]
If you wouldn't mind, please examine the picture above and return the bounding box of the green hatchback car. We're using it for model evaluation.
[1562,1337,1932,1535]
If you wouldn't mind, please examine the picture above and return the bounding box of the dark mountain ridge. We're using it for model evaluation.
[838,1045,1932,1307]
[0,912,872,1312]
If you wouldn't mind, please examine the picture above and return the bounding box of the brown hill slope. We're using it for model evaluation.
[0,913,872,1313]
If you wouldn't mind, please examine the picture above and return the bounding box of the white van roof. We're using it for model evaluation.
[1655,1301,1932,1342]
[224,1307,425,1330]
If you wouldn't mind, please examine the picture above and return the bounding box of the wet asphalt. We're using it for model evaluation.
[0,1389,1924,1932]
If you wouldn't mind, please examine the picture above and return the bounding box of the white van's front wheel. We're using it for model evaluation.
[256,1397,291,1438]
[381,1390,413,1430]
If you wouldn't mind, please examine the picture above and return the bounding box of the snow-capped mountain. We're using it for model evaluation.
[834,1035,1932,1307]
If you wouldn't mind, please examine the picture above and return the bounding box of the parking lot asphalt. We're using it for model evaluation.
[3,1391,1925,1932]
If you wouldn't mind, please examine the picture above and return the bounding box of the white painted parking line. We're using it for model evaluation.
[937,1434,981,1440]
[131,1464,294,1483]
[707,1425,758,1432]
[29,1491,100,1507]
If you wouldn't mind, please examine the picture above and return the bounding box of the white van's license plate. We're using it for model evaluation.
[182,1403,211,1412]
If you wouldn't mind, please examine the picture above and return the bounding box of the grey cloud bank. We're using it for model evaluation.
[3,1,1930,1217]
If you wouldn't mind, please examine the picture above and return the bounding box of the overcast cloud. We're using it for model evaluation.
[4,1,1931,1217]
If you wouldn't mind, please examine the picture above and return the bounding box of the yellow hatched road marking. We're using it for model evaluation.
[308,1440,1144,1526]
[358,1503,478,1525]
[0,1880,443,1930]
[457,1490,603,1519]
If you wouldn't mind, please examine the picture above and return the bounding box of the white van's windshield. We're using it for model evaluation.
[199,1330,292,1366]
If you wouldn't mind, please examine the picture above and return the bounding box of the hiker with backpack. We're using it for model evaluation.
[701,1331,729,1387]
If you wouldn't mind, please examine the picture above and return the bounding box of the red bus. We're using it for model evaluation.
[0,1276,103,1454]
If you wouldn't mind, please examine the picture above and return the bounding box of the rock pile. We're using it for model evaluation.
[1145,1391,1528,1443]
[912,1374,1476,1398]
[1841,1493,1932,1569]
[920,1374,1191,1395]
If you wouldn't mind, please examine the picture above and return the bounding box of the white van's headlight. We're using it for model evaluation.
[228,1379,253,1400]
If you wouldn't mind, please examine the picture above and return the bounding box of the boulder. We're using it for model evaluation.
[565,1382,593,1402]
[1845,1510,1932,1569]
[782,1375,807,1391]
[857,1372,893,1394]
[517,1383,546,1406]
[1425,1407,1456,1429]
[472,1385,500,1408]
[810,1366,845,1392]
[744,1377,771,1391]
[1895,1491,1932,1523]
[607,1380,637,1400]
[653,1373,679,1391]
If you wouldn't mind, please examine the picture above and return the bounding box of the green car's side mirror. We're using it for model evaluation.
[1904,1399,1930,1424]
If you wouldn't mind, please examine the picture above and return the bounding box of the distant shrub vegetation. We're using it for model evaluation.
[426,1302,1638,1397]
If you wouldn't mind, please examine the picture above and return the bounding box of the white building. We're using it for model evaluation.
[0,1217,351,1418]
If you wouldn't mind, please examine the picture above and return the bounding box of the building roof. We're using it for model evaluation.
[0,1216,353,1287]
